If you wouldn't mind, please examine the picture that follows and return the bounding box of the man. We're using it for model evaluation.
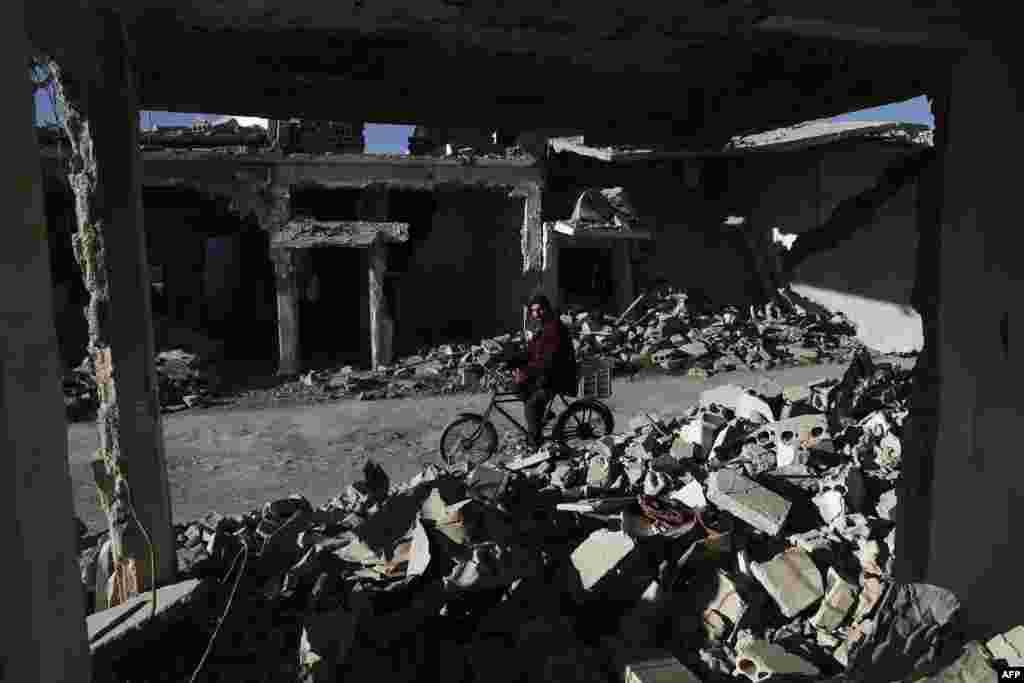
[511,294,577,449]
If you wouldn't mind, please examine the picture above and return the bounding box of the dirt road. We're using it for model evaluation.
[68,361,909,532]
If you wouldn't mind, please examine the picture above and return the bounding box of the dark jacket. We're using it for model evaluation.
[525,316,577,395]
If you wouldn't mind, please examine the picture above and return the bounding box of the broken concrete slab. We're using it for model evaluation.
[811,567,859,631]
[89,579,214,668]
[622,652,703,683]
[750,547,824,618]
[734,639,821,681]
[706,469,792,536]
[571,529,636,591]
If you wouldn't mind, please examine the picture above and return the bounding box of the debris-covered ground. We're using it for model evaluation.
[78,350,1022,683]
[65,286,873,420]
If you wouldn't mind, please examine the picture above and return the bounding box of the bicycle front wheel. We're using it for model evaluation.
[440,414,499,467]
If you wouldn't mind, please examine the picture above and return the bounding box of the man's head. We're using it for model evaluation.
[528,294,553,322]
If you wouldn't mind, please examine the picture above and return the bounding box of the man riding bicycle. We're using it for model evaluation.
[509,294,577,449]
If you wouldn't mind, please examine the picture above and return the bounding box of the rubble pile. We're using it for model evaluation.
[64,349,216,421]
[292,286,865,404]
[81,351,1018,682]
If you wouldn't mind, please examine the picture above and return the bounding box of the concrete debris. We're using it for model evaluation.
[206,285,863,411]
[571,529,636,590]
[707,469,792,536]
[811,567,859,631]
[623,653,703,683]
[734,639,821,680]
[750,547,824,618]
[80,355,997,683]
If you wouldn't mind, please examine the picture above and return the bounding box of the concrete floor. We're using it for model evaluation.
[68,360,911,532]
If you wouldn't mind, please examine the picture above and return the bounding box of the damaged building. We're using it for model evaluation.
[37,122,541,375]
[542,120,932,354]
[40,117,929,379]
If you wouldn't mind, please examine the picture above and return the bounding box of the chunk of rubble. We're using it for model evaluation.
[706,469,792,536]
[734,639,821,681]
[750,547,824,618]
[811,567,859,631]
[622,652,703,683]
[571,529,636,591]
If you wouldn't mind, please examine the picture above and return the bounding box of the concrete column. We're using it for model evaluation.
[272,247,301,375]
[52,8,176,600]
[1,4,91,679]
[906,43,1024,637]
[612,240,635,316]
[368,241,393,368]
[358,187,393,368]
[540,222,561,311]
[520,184,544,275]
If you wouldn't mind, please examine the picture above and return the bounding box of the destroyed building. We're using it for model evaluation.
[8,2,1024,680]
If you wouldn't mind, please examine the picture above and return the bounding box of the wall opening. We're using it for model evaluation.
[559,244,616,312]
[301,247,368,368]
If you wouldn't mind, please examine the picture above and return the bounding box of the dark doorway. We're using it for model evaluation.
[386,189,438,356]
[559,245,616,312]
[301,247,368,368]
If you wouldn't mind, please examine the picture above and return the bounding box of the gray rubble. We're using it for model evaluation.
[77,352,1017,683]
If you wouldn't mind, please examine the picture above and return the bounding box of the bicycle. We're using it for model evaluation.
[439,363,615,468]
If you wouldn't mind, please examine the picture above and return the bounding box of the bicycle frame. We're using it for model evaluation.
[479,388,573,437]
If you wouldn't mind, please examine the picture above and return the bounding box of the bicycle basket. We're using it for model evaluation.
[577,358,613,399]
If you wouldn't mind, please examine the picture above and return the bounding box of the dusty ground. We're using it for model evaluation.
[68,359,912,533]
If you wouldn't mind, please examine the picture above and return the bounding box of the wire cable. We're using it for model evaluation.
[189,539,249,683]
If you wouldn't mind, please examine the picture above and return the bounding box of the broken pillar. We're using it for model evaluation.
[272,247,301,375]
[518,183,546,319]
[1,4,91,678]
[52,7,176,602]
[901,40,1024,637]
[359,186,394,369]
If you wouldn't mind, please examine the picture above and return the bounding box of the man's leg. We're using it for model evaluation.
[524,387,551,448]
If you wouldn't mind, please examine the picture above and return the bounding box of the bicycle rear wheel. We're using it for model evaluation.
[553,399,615,449]
[440,414,499,467]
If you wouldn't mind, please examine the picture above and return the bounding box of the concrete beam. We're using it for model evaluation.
[1,2,91,679]
[273,220,409,249]
[51,8,176,599]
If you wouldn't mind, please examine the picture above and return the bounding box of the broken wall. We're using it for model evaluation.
[739,142,922,353]
[544,155,760,309]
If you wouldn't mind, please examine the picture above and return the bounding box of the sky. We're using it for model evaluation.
[33,87,934,155]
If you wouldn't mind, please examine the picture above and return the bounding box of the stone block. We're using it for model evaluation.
[701,571,748,641]
[706,469,792,536]
[811,567,858,631]
[670,436,699,460]
[587,454,613,489]
[986,625,1024,667]
[751,547,824,618]
[571,529,636,591]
